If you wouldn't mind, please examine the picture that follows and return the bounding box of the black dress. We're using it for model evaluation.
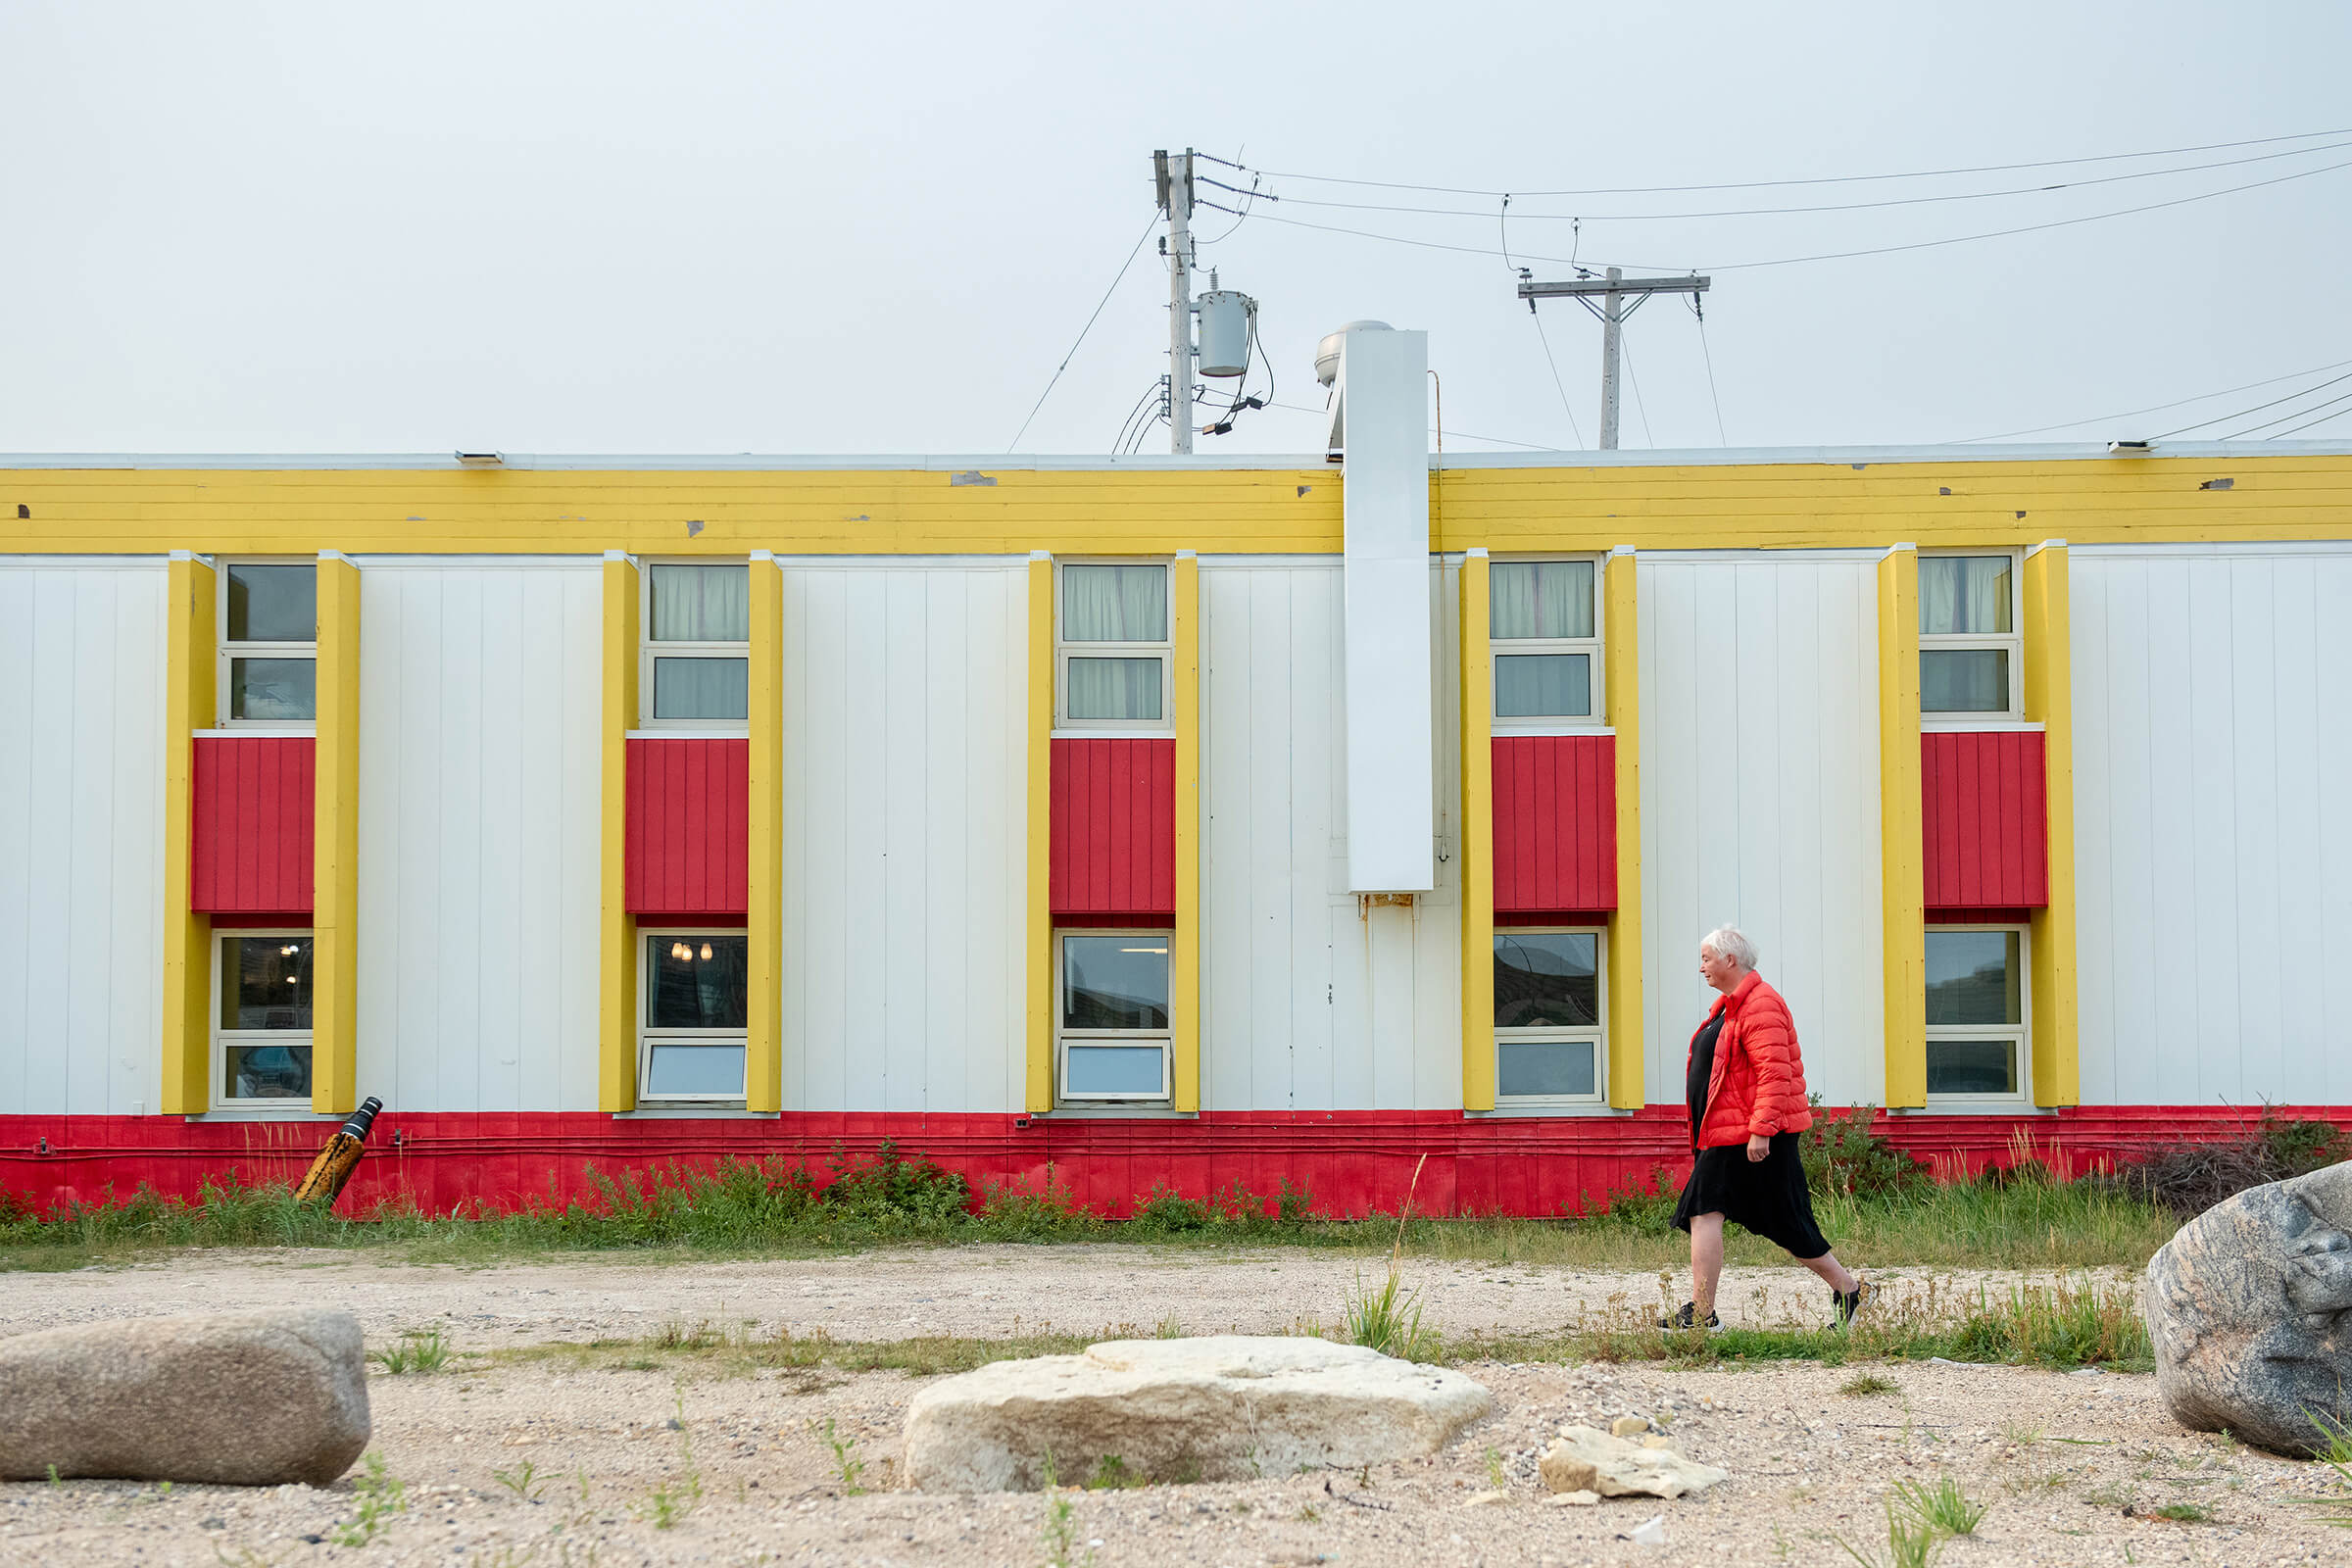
[1670,1006,1832,1260]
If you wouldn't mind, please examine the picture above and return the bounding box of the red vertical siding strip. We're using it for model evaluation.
[1593,735,1617,906]
[189,742,214,909]
[1150,742,1176,912]
[2022,732,2048,905]
[1048,743,1069,912]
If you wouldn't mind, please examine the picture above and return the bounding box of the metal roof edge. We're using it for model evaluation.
[1,441,2348,472]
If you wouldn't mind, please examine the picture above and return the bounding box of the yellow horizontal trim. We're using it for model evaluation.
[4,454,2348,557]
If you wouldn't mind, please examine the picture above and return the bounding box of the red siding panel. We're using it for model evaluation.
[1050,738,1175,918]
[1921,730,2048,910]
[1491,735,1617,912]
[625,738,749,916]
[190,737,315,913]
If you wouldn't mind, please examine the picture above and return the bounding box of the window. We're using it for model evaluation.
[1056,563,1170,727]
[639,931,749,1102]
[1493,928,1605,1103]
[1490,559,1601,724]
[219,562,318,724]
[641,563,750,724]
[1055,931,1172,1102]
[1924,926,2028,1101]
[216,931,314,1103]
[1918,554,2021,718]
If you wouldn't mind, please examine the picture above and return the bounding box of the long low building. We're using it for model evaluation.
[4,347,2349,1217]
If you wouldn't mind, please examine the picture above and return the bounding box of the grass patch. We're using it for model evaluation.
[1839,1372,1899,1396]
[1891,1476,1985,1536]
[367,1328,451,1375]
[2149,1502,2211,1523]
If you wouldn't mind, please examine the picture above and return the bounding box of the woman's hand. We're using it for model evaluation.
[1746,1135,1770,1162]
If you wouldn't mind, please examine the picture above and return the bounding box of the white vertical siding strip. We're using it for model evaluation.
[920,572,970,1114]
[879,573,930,1113]
[789,570,851,1112]
[1198,564,1251,1111]
[358,564,602,1112]
[2073,549,2352,1106]
[22,574,77,1113]
[110,571,167,1113]
[65,573,119,1114]
[0,570,31,1114]
[1411,564,1464,1110]
[1640,556,1883,1107]
[837,572,889,1112]
[1246,571,1294,1109]
[961,570,1018,1116]
[1288,569,1341,1110]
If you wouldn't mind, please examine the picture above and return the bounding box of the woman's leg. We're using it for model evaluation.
[1689,1212,1726,1319]
[1796,1249,1859,1294]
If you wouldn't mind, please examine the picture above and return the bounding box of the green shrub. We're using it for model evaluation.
[976,1169,1096,1240]
[818,1141,970,1222]
[1802,1100,1930,1198]
[2105,1108,2349,1217]
[1587,1168,1681,1235]
[1127,1182,1210,1234]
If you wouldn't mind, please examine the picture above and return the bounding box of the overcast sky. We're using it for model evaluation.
[5,2,2349,458]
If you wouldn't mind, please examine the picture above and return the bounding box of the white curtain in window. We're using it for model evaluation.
[1491,561,1594,640]
[1919,557,2011,636]
[1067,657,1162,721]
[650,564,750,642]
[1062,565,1167,642]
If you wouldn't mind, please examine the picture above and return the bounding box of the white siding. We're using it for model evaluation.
[355,562,604,1112]
[0,560,167,1116]
[779,562,1027,1112]
[1198,560,1462,1111]
[2070,546,2352,1107]
[1639,555,1885,1106]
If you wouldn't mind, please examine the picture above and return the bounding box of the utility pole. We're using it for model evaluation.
[1518,269,1709,449]
[1154,148,1197,455]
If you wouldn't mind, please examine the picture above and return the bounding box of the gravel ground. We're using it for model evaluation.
[2,1250,2342,1567]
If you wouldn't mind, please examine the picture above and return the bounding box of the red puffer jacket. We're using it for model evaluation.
[1690,971,1815,1151]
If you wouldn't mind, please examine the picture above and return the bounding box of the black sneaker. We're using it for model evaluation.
[1659,1301,1722,1331]
[1833,1278,1872,1327]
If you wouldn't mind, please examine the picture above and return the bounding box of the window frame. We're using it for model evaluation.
[1492,923,1608,1107]
[213,926,317,1108]
[1054,559,1174,732]
[1488,554,1606,731]
[1054,926,1175,1105]
[1923,922,2032,1107]
[216,557,318,731]
[638,559,752,732]
[1917,549,2024,725]
[636,925,751,1105]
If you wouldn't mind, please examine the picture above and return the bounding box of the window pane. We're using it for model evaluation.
[1919,557,2013,635]
[220,937,313,1030]
[1065,1044,1166,1097]
[1490,561,1594,640]
[1498,1038,1596,1099]
[645,1044,748,1098]
[226,564,317,642]
[653,657,749,720]
[1062,936,1170,1029]
[648,564,750,642]
[1066,657,1163,721]
[646,935,749,1029]
[1927,1039,2017,1097]
[1925,930,2021,1024]
[1494,932,1599,1028]
[230,658,318,721]
[1920,649,2008,713]
[1494,654,1592,718]
[1062,565,1167,642]
[226,1043,312,1100]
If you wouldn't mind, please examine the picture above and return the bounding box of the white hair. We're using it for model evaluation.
[1700,925,1758,971]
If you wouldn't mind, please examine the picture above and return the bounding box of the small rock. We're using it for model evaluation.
[1541,1426,1727,1500]
[1629,1513,1668,1546]
[1545,1490,1601,1507]
[1463,1490,1508,1506]
[1640,1435,1679,1451]
[1610,1414,1651,1439]
[0,1310,369,1485]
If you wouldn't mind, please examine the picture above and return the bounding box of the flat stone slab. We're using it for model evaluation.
[1539,1424,1729,1499]
[902,1335,1493,1493]
[2146,1159,2352,1457]
[0,1309,370,1485]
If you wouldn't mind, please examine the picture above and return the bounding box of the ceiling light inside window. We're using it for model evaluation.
[700,943,713,961]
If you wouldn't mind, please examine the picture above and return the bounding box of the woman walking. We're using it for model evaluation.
[1661,925,1869,1331]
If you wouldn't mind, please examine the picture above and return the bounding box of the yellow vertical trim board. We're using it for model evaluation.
[1457,551,1496,1112]
[2023,542,2080,1107]
[1876,545,1927,1107]
[310,553,364,1115]
[161,554,216,1115]
[598,553,641,1112]
[1171,553,1201,1114]
[1602,549,1646,1109]
[1024,554,1054,1112]
[745,552,786,1114]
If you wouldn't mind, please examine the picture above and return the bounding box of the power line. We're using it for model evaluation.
[1253,138,2352,223]
[2267,402,2352,439]
[1954,357,2352,441]
[1268,400,1556,451]
[1243,126,2352,199]
[1690,298,1729,445]
[1619,331,1656,446]
[2219,385,2352,439]
[1529,310,1587,448]
[1205,154,2352,273]
[1007,211,1160,453]
[2155,367,2352,438]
